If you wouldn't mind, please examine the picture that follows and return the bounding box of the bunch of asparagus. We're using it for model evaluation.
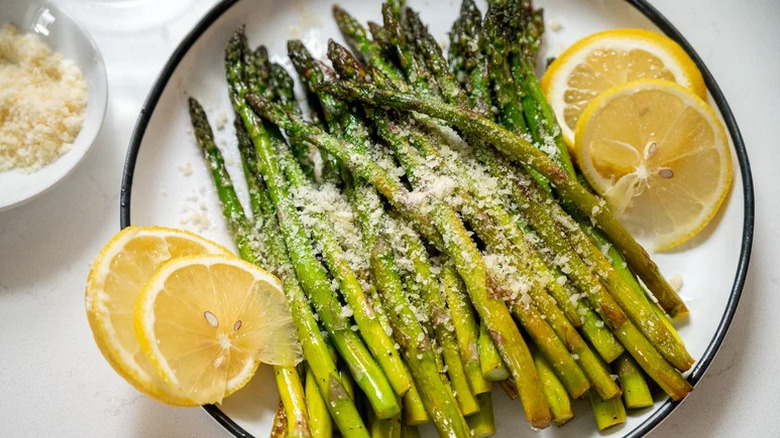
[187,0,693,436]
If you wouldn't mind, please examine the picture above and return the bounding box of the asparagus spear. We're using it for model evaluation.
[332,5,407,89]
[505,3,569,177]
[305,367,332,438]
[589,389,626,431]
[467,392,497,438]
[404,7,467,107]
[385,0,405,21]
[227,33,400,419]
[276,366,312,437]
[498,379,518,400]
[246,95,552,428]
[615,354,654,409]
[268,61,316,182]
[189,97,367,437]
[514,58,574,178]
[400,425,421,438]
[448,8,467,90]
[285,42,344,184]
[396,263,442,373]
[270,401,287,438]
[368,408,403,438]
[441,261,492,395]
[449,0,491,117]
[381,3,437,97]
[478,323,509,381]
[245,44,273,99]
[483,4,528,135]
[366,21,396,65]
[284,46,337,118]
[401,387,429,426]
[533,346,574,427]
[370,242,471,437]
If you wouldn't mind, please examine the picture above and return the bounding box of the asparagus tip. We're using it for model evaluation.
[332,4,347,18]
[245,93,289,128]
[187,97,205,124]
[287,39,305,53]
[254,44,269,63]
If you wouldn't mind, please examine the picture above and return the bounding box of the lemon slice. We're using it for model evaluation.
[85,226,231,406]
[135,254,302,405]
[541,28,705,150]
[575,79,732,250]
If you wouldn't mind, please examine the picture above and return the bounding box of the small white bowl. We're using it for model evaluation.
[0,0,107,211]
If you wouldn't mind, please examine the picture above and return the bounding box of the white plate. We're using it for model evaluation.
[0,0,108,211]
[121,0,754,436]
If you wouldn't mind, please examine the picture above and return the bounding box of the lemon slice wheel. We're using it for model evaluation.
[541,28,706,150]
[575,79,732,250]
[85,226,231,406]
[135,254,301,405]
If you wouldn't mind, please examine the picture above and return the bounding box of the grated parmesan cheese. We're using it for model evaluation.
[179,188,212,233]
[177,161,192,176]
[668,274,683,292]
[0,25,87,172]
[215,112,228,131]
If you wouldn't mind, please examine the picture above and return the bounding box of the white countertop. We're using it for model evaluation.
[1,0,777,436]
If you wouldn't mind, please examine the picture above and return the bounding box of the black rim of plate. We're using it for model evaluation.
[119,0,755,436]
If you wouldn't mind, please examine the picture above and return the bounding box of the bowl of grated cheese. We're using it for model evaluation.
[0,0,107,211]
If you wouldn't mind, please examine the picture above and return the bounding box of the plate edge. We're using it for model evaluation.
[119,1,756,437]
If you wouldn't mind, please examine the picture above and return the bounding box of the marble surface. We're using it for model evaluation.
[0,0,776,436]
